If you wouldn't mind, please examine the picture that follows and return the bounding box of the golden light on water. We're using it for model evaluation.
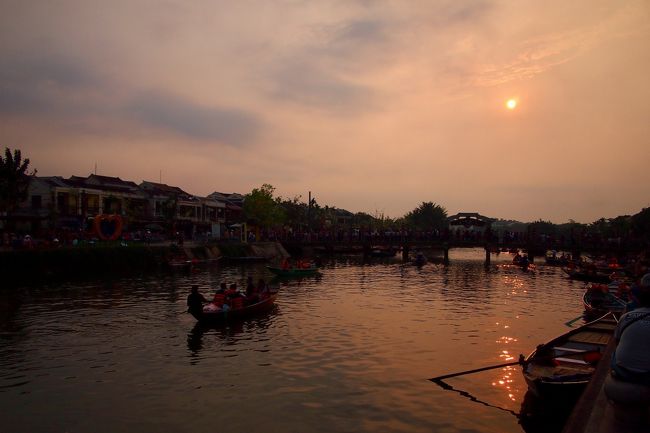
[506,99,517,110]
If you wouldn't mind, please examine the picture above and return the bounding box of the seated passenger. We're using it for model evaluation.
[611,273,650,385]
[225,283,242,299]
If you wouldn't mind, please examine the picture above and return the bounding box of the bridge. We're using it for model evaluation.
[261,213,642,264]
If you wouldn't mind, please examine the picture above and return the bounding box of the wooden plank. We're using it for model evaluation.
[568,332,611,345]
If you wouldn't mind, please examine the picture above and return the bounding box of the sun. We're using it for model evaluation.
[506,99,517,110]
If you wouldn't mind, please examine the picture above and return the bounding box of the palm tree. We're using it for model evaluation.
[0,147,37,214]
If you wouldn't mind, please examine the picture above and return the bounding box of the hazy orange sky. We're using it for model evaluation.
[1,1,648,223]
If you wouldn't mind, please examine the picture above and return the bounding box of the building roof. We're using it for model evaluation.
[140,181,189,195]
[208,191,245,206]
[448,212,495,227]
[35,176,71,188]
[67,174,140,193]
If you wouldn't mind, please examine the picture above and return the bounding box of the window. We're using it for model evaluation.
[32,195,42,209]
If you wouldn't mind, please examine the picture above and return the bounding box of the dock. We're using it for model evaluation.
[562,339,649,433]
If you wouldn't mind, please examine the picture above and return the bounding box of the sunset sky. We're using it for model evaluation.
[1,1,648,223]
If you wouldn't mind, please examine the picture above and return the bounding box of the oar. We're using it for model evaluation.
[564,314,584,327]
[429,356,525,382]
[429,349,598,383]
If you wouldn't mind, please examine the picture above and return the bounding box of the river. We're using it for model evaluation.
[0,248,589,433]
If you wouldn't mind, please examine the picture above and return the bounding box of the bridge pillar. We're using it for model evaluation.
[402,244,410,261]
[443,247,449,265]
[485,247,491,266]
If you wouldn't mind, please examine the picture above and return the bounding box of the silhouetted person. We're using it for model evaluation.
[187,285,207,316]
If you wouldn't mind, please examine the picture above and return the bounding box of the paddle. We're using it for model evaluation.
[429,349,599,383]
[429,355,525,382]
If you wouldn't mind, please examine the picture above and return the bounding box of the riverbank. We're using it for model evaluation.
[0,241,289,283]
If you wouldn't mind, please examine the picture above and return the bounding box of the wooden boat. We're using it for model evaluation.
[413,253,427,267]
[545,255,570,266]
[191,292,278,325]
[582,286,627,317]
[266,266,320,277]
[167,258,192,269]
[368,247,397,258]
[563,267,613,284]
[522,314,617,400]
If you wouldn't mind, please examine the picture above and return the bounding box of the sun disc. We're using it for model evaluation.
[506,99,517,110]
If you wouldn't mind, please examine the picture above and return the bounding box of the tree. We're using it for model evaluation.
[243,184,286,228]
[403,202,448,230]
[0,147,36,214]
[280,195,308,229]
[632,207,650,242]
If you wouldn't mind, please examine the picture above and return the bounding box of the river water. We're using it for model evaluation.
[0,249,590,433]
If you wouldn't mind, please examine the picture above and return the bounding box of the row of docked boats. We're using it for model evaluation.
[521,276,629,399]
[435,274,627,403]
[515,271,633,401]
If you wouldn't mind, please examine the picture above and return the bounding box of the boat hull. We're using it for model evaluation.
[582,289,626,318]
[522,314,616,400]
[191,293,278,325]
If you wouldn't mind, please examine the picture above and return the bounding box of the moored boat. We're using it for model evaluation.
[582,285,627,318]
[368,247,397,258]
[266,266,320,277]
[563,267,613,284]
[522,314,617,400]
[190,292,278,325]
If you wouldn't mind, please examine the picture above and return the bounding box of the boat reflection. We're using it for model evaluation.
[432,381,575,433]
[518,390,575,433]
[186,308,278,360]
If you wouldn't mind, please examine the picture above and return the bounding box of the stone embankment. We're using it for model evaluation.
[0,241,289,283]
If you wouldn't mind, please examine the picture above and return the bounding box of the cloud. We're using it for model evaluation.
[472,29,593,87]
[126,92,262,145]
[270,58,374,112]
[0,51,262,146]
[0,53,105,114]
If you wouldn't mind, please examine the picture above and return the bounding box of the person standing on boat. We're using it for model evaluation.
[187,285,208,316]
[611,273,650,385]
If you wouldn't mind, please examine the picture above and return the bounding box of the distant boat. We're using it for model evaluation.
[545,254,570,266]
[563,267,613,284]
[266,266,320,277]
[522,314,617,399]
[413,253,427,267]
[368,247,397,258]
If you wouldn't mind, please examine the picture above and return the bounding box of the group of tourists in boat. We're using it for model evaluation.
[186,276,277,324]
[266,258,320,277]
[512,251,533,271]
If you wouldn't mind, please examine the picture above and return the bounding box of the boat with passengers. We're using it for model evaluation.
[190,291,278,325]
